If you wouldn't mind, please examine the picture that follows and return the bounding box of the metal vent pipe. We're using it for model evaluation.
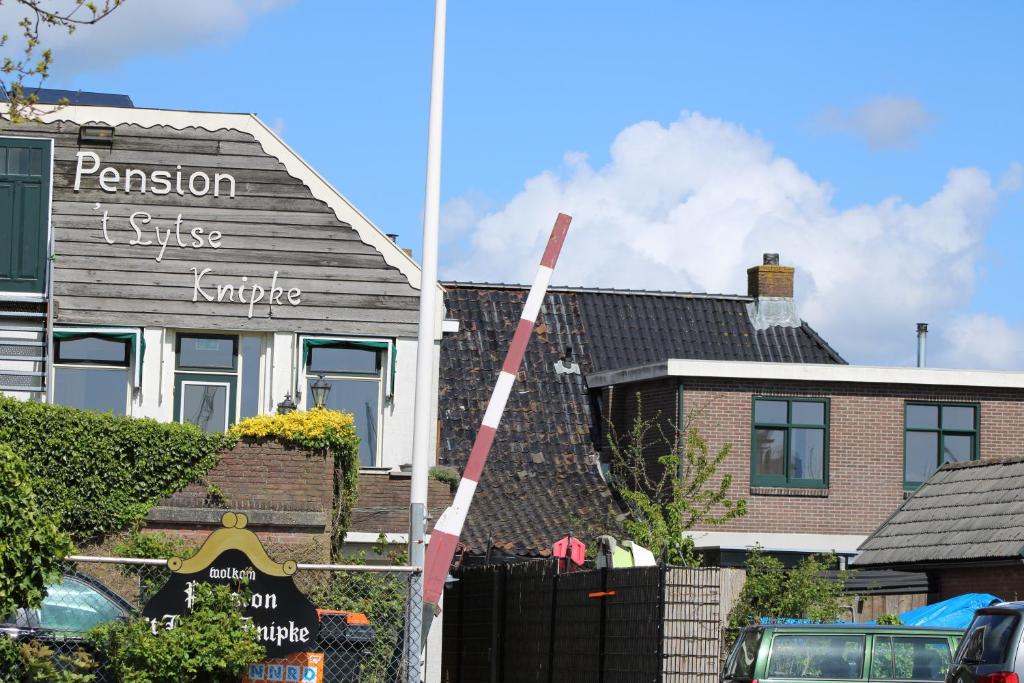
[917,323,928,367]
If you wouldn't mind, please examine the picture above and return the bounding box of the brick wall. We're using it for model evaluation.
[350,470,454,535]
[747,264,794,298]
[194,439,334,512]
[933,565,1024,602]
[607,378,1024,536]
[144,438,336,557]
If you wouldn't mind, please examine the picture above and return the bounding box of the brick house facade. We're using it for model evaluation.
[591,361,1024,562]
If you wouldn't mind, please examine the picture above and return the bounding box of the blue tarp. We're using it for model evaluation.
[897,593,1003,629]
[757,593,1002,630]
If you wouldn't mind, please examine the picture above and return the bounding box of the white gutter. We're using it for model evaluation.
[587,358,1024,390]
[685,531,867,556]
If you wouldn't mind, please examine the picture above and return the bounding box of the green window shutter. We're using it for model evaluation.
[0,138,51,294]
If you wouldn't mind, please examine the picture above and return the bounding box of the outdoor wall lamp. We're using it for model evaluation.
[78,125,115,146]
[276,393,297,415]
[310,375,331,409]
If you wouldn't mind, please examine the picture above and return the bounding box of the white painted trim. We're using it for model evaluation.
[0,292,47,301]
[685,530,867,556]
[587,358,1024,390]
[22,105,432,291]
[344,531,433,545]
[178,380,231,432]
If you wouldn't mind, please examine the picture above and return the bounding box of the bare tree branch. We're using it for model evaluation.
[2,0,125,122]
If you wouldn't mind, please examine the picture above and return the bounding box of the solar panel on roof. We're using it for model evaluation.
[2,87,133,107]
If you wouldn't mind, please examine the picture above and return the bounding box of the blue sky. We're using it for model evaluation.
[16,1,1024,368]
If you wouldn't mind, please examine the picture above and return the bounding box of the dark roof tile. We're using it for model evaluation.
[440,283,845,557]
[855,457,1024,568]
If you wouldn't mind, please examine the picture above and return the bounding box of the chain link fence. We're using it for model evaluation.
[4,552,422,683]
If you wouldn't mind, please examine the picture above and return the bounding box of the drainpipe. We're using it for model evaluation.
[917,323,928,368]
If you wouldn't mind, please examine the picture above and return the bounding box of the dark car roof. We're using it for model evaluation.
[977,603,1024,614]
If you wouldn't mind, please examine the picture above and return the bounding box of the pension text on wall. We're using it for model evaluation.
[75,151,302,318]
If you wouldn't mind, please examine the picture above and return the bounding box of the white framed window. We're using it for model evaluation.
[52,327,143,415]
[178,380,231,433]
[172,332,267,432]
[299,336,392,468]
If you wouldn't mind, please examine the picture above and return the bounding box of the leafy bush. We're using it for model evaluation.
[726,546,850,649]
[0,443,74,620]
[0,638,98,683]
[608,396,746,566]
[231,408,360,553]
[429,466,460,492]
[20,641,97,682]
[0,636,27,680]
[89,583,265,683]
[113,531,196,602]
[0,396,234,542]
[306,540,409,683]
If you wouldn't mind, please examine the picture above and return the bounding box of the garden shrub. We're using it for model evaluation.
[0,443,74,621]
[0,636,27,681]
[113,531,196,602]
[306,539,408,683]
[0,638,98,683]
[0,396,234,542]
[726,546,850,650]
[429,466,460,492]
[231,408,360,553]
[88,583,265,683]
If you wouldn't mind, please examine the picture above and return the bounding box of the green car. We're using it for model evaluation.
[723,624,964,683]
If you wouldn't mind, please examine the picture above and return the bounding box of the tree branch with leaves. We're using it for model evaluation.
[1,0,124,122]
[607,394,747,566]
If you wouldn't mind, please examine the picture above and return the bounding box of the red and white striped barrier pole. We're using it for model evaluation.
[423,213,572,606]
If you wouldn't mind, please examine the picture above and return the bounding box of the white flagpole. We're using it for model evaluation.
[410,0,447,571]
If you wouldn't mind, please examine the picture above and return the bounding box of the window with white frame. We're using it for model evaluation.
[53,333,133,415]
[173,333,266,433]
[302,339,389,467]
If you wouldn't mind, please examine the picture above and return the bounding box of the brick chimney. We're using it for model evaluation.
[747,253,794,298]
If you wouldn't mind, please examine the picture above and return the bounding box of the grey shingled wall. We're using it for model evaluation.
[0,121,419,337]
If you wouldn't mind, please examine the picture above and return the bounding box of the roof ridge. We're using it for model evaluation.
[941,455,1024,470]
[442,281,754,301]
[798,320,848,365]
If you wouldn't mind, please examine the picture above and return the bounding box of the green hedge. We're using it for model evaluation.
[0,396,234,542]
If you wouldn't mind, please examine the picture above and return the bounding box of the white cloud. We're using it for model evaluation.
[938,314,1024,370]
[0,0,293,78]
[443,111,1019,367]
[440,194,490,243]
[814,96,932,149]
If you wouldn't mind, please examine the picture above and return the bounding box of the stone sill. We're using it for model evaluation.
[146,506,328,530]
[750,486,829,498]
